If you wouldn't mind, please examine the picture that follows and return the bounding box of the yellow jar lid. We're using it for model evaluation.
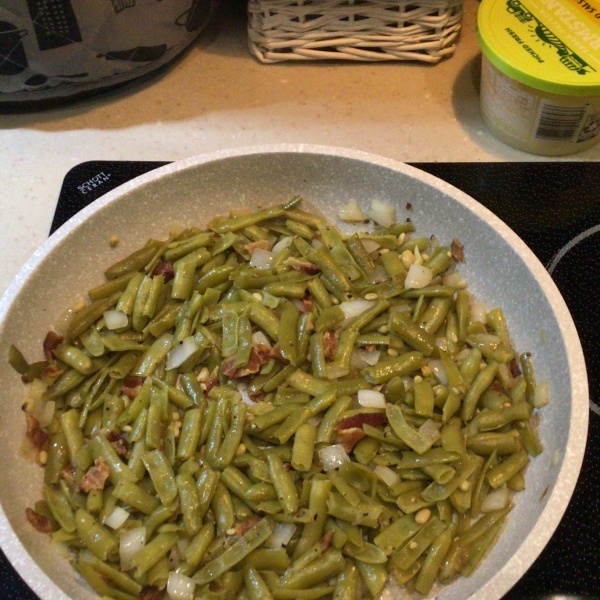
[478,0,600,95]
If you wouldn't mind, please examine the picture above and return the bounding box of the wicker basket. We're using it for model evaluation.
[248,0,464,63]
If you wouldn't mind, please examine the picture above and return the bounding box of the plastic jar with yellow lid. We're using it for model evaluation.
[477,0,600,155]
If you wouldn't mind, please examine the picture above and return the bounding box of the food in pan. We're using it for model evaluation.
[10,197,546,599]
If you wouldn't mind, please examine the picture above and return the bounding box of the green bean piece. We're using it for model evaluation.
[184,522,214,568]
[386,403,433,455]
[82,553,142,595]
[130,531,178,577]
[414,378,435,418]
[211,480,236,535]
[67,292,121,340]
[267,453,300,515]
[293,479,332,559]
[89,435,137,486]
[88,271,136,301]
[467,431,522,456]
[389,312,435,355]
[104,240,163,280]
[112,480,159,515]
[391,516,446,571]
[133,333,173,377]
[43,485,76,533]
[75,508,118,561]
[292,422,317,472]
[280,548,345,589]
[455,289,471,345]
[279,300,300,365]
[175,472,202,535]
[175,407,202,460]
[461,519,505,578]
[461,361,498,422]
[244,566,275,600]
[487,450,530,488]
[194,518,274,586]
[142,449,178,507]
[74,561,137,600]
[414,523,456,594]
[332,559,360,600]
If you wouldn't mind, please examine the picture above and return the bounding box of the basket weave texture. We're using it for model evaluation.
[248,0,464,63]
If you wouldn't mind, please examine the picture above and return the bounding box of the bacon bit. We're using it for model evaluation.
[80,458,111,493]
[406,203,413,210]
[283,256,321,275]
[300,296,313,313]
[248,391,266,402]
[106,431,129,456]
[323,331,339,360]
[269,343,286,362]
[232,516,260,537]
[451,239,465,263]
[208,582,221,592]
[40,361,63,382]
[509,358,522,378]
[139,585,164,600]
[488,381,507,395]
[244,240,270,255]
[61,466,77,489]
[336,427,366,453]
[25,507,53,533]
[222,345,271,379]
[43,331,64,363]
[152,260,174,283]
[205,369,218,393]
[320,530,334,551]
[336,412,387,431]
[24,413,49,451]
[122,376,144,399]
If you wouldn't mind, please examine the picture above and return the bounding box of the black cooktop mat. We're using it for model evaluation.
[3,160,599,600]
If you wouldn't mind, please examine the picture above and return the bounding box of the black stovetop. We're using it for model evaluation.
[3,160,599,600]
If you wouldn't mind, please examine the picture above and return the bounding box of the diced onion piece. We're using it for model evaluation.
[252,331,272,350]
[167,572,196,600]
[249,248,273,270]
[237,383,254,406]
[104,506,129,530]
[340,299,374,319]
[471,333,501,348]
[272,236,294,256]
[104,310,128,330]
[35,399,55,428]
[418,419,441,444]
[361,239,381,254]
[326,364,350,380]
[339,200,366,222]
[369,264,391,284]
[351,349,381,370]
[443,271,465,288]
[404,264,433,289]
[428,360,448,386]
[120,526,146,571]
[319,444,349,471]
[265,523,297,548]
[481,487,510,513]
[533,381,549,409]
[367,200,396,228]
[292,299,306,313]
[357,389,386,408]
[166,336,198,371]
[470,302,488,324]
[374,465,400,487]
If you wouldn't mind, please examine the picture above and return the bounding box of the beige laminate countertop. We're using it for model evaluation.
[0,0,598,297]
